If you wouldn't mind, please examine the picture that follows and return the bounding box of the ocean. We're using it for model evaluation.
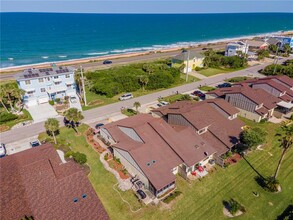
[1,13,293,68]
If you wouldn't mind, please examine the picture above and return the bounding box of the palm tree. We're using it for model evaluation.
[0,86,9,113]
[2,83,25,112]
[44,118,60,144]
[274,123,293,179]
[133,101,141,112]
[64,108,84,133]
[139,76,149,91]
[283,44,291,56]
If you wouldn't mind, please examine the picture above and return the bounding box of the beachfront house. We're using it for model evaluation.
[247,39,268,51]
[172,50,204,73]
[17,66,76,107]
[100,100,244,198]
[271,35,293,50]
[225,41,248,57]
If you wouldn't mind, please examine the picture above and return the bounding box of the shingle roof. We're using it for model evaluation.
[173,51,204,61]
[247,40,268,48]
[103,114,217,190]
[0,143,109,220]
[153,100,244,150]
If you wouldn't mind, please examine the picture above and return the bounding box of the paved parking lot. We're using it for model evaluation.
[27,103,58,123]
[5,135,39,155]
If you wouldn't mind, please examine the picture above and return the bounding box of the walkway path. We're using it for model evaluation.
[1,56,291,144]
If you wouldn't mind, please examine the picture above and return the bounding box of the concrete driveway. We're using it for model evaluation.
[27,103,58,123]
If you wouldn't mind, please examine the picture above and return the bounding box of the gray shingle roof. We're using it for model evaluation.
[173,51,204,61]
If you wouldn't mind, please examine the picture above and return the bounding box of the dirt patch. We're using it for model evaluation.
[88,100,104,106]
[268,202,274,206]
[223,207,244,218]
[84,128,105,153]
[108,159,129,180]
[225,153,242,166]
[0,125,10,132]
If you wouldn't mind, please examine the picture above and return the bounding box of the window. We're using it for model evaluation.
[82,194,87,199]
[65,74,70,78]
[40,88,46,92]
[67,84,72,89]
[27,91,34,95]
[55,81,61,85]
[198,128,207,135]
[38,78,44,83]
[73,198,78,203]
[25,80,31,85]
[54,76,58,79]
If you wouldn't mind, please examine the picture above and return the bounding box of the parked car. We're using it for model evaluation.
[103,60,112,64]
[192,90,206,99]
[134,180,144,189]
[0,143,6,158]
[70,96,77,103]
[30,140,41,148]
[119,93,133,101]
[136,189,147,200]
[94,123,105,134]
[217,83,232,88]
[157,101,169,107]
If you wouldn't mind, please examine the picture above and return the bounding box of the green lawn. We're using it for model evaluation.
[198,68,233,77]
[38,120,293,220]
[225,76,254,83]
[199,86,216,92]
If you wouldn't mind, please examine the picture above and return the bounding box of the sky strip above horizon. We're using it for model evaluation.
[1,0,293,13]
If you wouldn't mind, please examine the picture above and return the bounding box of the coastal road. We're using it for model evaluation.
[0,44,225,80]
[2,57,290,144]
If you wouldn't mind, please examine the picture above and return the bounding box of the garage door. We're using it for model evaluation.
[26,99,38,107]
[38,97,49,104]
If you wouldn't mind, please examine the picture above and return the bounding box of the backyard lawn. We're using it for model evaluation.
[39,120,293,220]
[198,68,232,77]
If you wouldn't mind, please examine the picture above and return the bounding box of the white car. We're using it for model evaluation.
[70,96,77,103]
[157,101,169,107]
[0,143,6,158]
[119,93,133,101]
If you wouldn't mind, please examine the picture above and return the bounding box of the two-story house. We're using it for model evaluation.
[17,66,76,107]
[225,41,248,57]
[172,50,204,73]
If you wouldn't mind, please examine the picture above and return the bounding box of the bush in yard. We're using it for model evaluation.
[0,112,18,124]
[264,176,280,192]
[65,150,74,158]
[72,151,87,165]
[225,198,244,215]
[49,100,54,105]
[240,127,267,150]
[104,153,108,161]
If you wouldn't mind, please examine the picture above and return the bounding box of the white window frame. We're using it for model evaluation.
[25,80,31,85]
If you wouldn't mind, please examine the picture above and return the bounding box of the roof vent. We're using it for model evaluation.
[204,152,209,156]
[152,160,156,164]
[73,198,78,203]
[82,194,87,199]
[147,162,151,166]
[194,145,200,149]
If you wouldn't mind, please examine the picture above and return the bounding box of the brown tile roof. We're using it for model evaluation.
[0,143,109,220]
[270,75,293,88]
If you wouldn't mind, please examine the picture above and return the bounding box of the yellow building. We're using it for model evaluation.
[172,50,204,73]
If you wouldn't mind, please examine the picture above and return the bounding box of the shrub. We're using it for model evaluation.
[72,152,87,165]
[104,153,109,161]
[240,127,267,149]
[49,100,54,105]
[0,112,18,124]
[55,98,61,103]
[264,176,280,192]
[163,191,182,204]
[65,150,73,158]
[227,198,242,215]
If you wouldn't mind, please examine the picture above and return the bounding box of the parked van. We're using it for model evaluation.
[119,93,133,101]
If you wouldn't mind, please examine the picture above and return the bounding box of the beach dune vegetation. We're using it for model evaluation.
[86,60,180,98]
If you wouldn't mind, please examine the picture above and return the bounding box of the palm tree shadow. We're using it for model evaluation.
[242,155,266,187]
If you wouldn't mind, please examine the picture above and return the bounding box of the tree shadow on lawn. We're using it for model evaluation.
[242,155,267,188]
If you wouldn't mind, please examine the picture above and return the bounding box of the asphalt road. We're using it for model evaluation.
[3,57,290,144]
[0,44,225,80]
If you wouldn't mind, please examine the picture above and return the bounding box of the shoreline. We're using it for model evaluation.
[1,30,292,73]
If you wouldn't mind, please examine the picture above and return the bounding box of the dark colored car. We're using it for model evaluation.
[103,60,112,64]
[136,189,147,200]
[0,143,6,158]
[30,140,41,148]
[192,90,206,99]
[217,83,232,88]
[95,123,105,129]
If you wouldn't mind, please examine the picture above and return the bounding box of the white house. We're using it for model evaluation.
[225,41,249,56]
[17,66,76,107]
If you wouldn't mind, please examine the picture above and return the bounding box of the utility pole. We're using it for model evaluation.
[185,50,190,82]
[273,44,280,75]
[80,65,87,106]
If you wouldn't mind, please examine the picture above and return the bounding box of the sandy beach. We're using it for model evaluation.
[1,30,292,75]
